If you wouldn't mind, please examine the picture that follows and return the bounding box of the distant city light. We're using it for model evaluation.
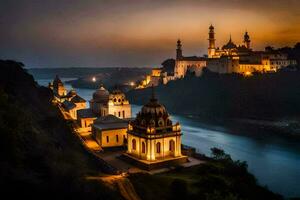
[130,82,135,86]
[92,77,96,82]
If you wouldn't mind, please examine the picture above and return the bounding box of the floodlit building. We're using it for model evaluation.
[61,89,86,119]
[50,75,67,102]
[107,89,132,119]
[77,85,132,132]
[92,115,128,148]
[49,76,86,120]
[174,25,297,78]
[124,90,187,170]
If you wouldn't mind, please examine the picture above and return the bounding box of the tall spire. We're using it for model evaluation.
[208,24,216,58]
[176,39,183,59]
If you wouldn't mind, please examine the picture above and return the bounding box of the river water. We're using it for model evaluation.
[37,78,300,198]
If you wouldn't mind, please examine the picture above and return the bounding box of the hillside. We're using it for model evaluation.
[127,69,300,137]
[128,69,300,119]
[0,60,121,199]
[129,148,282,200]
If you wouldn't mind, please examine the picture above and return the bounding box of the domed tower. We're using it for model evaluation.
[208,24,216,58]
[89,85,110,115]
[125,87,187,168]
[244,31,251,49]
[176,39,183,59]
[107,89,131,119]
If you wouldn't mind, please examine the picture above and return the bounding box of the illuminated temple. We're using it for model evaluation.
[174,25,297,78]
[77,85,132,132]
[123,89,187,170]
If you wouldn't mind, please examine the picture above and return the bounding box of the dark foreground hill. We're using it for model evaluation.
[0,60,121,199]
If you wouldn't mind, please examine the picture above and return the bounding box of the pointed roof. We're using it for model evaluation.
[222,35,237,50]
[93,115,128,130]
[53,75,63,86]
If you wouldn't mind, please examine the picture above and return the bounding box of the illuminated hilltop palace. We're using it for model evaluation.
[174,25,297,78]
[135,25,297,89]
[123,89,187,170]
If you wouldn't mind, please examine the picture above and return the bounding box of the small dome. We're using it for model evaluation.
[93,85,109,103]
[134,93,172,128]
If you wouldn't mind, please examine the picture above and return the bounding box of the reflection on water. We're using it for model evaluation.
[37,78,300,197]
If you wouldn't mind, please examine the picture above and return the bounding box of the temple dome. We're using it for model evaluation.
[134,90,172,128]
[92,85,109,103]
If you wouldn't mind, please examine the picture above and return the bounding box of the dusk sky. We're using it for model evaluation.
[1,0,299,68]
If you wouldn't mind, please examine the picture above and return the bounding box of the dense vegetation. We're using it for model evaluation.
[0,60,121,199]
[129,148,282,200]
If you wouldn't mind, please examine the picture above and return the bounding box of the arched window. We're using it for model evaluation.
[156,142,161,153]
[142,142,146,153]
[132,139,136,150]
[158,118,164,127]
[169,140,175,152]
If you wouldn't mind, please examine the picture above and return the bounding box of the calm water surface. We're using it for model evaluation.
[37,78,300,198]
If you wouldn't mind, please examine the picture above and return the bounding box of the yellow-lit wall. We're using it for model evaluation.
[94,128,127,148]
[151,69,162,77]
[108,103,131,119]
[174,60,206,78]
[78,117,97,132]
[57,86,67,96]
[127,133,182,161]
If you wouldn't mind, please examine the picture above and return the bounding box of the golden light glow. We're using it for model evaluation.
[245,71,252,76]
[92,77,96,82]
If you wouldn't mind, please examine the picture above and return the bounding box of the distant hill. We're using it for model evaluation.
[28,67,151,79]
[28,67,152,90]
[0,60,121,199]
[127,69,300,120]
